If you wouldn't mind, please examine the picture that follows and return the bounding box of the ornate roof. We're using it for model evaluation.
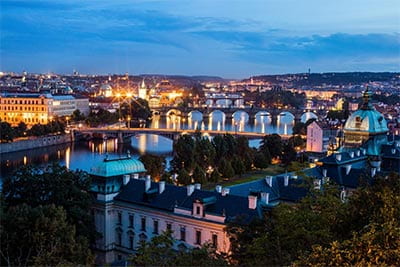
[344,89,388,134]
[89,156,146,177]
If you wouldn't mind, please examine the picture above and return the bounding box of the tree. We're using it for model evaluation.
[218,158,235,179]
[139,154,166,180]
[281,143,297,166]
[172,135,196,172]
[121,98,152,121]
[0,204,93,266]
[14,122,27,137]
[71,109,85,122]
[253,151,269,169]
[192,164,207,184]
[177,169,192,185]
[260,134,282,159]
[232,156,245,177]
[210,169,221,183]
[0,121,14,142]
[2,164,97,244]
[194,137,216,170]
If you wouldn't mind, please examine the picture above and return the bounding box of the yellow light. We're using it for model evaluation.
[126,92,132,98]
[116,93,121,98]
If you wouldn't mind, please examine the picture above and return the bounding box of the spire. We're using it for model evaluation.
[361,87,373,110]
[141,79,146,89]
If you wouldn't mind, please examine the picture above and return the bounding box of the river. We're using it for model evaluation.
[0,111,299,180]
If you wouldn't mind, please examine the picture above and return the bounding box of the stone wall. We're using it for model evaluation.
[0,134,72,154]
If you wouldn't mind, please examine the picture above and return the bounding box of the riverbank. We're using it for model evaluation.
[0,134,73,154]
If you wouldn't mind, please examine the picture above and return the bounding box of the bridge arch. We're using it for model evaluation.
[255,111,271,123]
[166,109,182,116]
[209,110,226,121]
[278,111,295,124]
[301,111,318,123]
[232,110,249,123]
[188,110,203,120]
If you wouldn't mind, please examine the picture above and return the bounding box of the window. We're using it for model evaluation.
[141,217,146,231]
[129,236,134,249]
[196,206,200,215]
[166,223,172,231]
[180,227,186,241]
[212,234,218,248]
[129,215,134,228]
[116,232,122,246]
[195,230,202,245]
[117,212,122,225]
[153,220,159,234]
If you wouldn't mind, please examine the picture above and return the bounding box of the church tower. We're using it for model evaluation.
[138,79,148,100]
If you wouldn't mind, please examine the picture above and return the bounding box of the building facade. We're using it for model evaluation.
[0,93,89,126]
[90,156,261,264]
[306,121,337,153]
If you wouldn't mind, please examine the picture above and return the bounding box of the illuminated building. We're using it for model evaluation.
[90,156,261,264]
[0,93,89,126]
[99,84,113,97]
[138,80,148,100]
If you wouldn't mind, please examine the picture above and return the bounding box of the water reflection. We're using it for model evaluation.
[150,110,294,135]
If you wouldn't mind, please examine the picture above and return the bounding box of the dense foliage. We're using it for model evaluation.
[170,133,304,185]
[255,89,306,109]
[86,108,119,127]
[139,154,166,180]
[0,120,65,142]
[0,164,96,266]
[226,172,400,266]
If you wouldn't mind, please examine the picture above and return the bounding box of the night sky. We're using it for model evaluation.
[1,0,399,77]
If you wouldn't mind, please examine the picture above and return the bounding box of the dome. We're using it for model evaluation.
[89,156,146,177]
[100,84,112,91]
[344,89,388,134]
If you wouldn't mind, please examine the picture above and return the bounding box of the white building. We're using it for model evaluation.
[90,156,261,264]
[138,80,148,100]
[49,95,89,117]
[306,121,338,153]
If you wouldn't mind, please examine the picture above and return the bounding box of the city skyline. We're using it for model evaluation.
[1,0,400,78]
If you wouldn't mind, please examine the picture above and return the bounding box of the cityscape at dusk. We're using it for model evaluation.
[1,0,400,76]
[0,1,399,266]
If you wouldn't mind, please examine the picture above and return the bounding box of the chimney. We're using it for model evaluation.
[314,179,322,190]
[284,175,289,187]
[371,168,376,177]
[265,176,273,187]
[145,176,151,191]
[248,195,257,209]
[349,151,354,158]
[392,149,396,155]
[123,174,130,185]
[159,181,165,194]
[132,173,139,180]
[187,185,195,196]
[322,169,327,177]
[221,188,230,196]
[261,192,270,204]
[194,183,201,190]
[291,175,298,180]
[356,150,361,157]
[362,149,366,155]
[215,185,222,193]
[345,164,352,175]
[336,153,342,161]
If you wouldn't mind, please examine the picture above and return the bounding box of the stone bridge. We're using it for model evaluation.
[75,127,294,144]
[151,106,327,124]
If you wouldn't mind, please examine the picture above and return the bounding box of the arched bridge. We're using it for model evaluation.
[75,127,294,144]
[152,106,327,123]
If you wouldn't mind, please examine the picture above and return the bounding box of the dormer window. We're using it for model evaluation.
[193,201,203,217]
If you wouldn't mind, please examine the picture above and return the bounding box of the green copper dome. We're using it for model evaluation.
[89,156,146,177]
[344,89,388,134]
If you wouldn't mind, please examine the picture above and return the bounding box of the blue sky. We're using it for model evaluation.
[1,0,399,78]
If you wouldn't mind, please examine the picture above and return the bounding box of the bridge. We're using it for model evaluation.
[75,127,293,144]
[151,106,327,124]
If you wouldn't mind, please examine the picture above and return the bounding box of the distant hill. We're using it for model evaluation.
[249,72,400,86]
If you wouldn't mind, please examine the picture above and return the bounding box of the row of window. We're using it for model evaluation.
[2,117,46,123]
[0,106,46,111]
[116,212,218,248]
[1,99,45,105]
